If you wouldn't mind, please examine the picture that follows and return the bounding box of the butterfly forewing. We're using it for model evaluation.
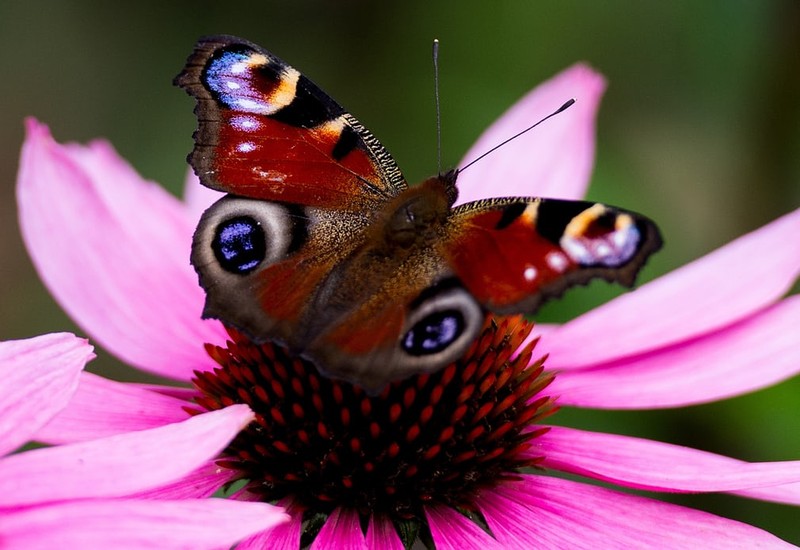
[176,35,407,209]
[444,196,662,313]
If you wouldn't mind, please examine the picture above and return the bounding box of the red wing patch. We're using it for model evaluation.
[318,302,406,356]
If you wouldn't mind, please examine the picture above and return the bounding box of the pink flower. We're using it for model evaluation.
[0,333,288,548]
[16,63,800,548]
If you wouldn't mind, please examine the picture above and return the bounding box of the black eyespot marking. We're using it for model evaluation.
[495,202,527,230]
[271,75,344,128]
[402,310,465,356]
[212,216,266,274]
[408,278,462,310]
[589,211,618,233]
[536,200,590,243]
[331,125,360,161]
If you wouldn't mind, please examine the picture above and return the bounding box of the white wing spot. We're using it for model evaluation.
[253,169,287,184]
[236,98,266,111]
[546,251,569,272]
[231,115,260,131]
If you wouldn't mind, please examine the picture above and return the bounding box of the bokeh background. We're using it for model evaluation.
[1,0,798,543]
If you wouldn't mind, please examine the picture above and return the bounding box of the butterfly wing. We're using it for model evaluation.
[175,35,407,208]
[190,195,374,353]
[443,196,662,313]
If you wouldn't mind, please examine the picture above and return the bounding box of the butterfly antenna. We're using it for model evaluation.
[459,98,576,173]
[433,38,443,176]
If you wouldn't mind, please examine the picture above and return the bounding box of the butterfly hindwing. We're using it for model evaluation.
[307,257,484,391]
[191,195,373,348]
[176,35,407,209]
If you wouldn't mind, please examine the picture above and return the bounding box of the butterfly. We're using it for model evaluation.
[176,35,662,392]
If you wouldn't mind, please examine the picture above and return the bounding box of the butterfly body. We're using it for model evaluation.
[178,36,662,391]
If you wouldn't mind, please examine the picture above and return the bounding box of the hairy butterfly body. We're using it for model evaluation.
[177,35,662,392]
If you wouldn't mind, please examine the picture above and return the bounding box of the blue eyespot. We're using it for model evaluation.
[212,216,266,275]
[205,51,250,105]
[402,310,464,356]
[205,49,274,114]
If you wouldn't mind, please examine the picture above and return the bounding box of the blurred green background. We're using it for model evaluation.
[1,0,798,543]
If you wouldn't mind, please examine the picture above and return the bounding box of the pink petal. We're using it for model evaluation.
[366,514,405,550]
[17,119,227,381]
[456,63,605,204]
[478,477,794,548]
[551,295,800,408]
[35,372,189,444]
[134,382,200,401]
[425,505,503,550]
[536,426,800,493]
[541,207,800,370]
[737,483,800,507]
[0,405,253,506]
[473,490,533,550]
[0,498,288,550]
[237,497,303,550]
[0,333,92,455]
[183,167,224,227]
[311,507,367,550]
[130,462,236,500]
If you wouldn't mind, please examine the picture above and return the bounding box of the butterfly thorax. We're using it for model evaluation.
[308,176,456,328]
[380,176,453,251]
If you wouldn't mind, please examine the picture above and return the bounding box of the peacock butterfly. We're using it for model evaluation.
[176,35,662,392]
